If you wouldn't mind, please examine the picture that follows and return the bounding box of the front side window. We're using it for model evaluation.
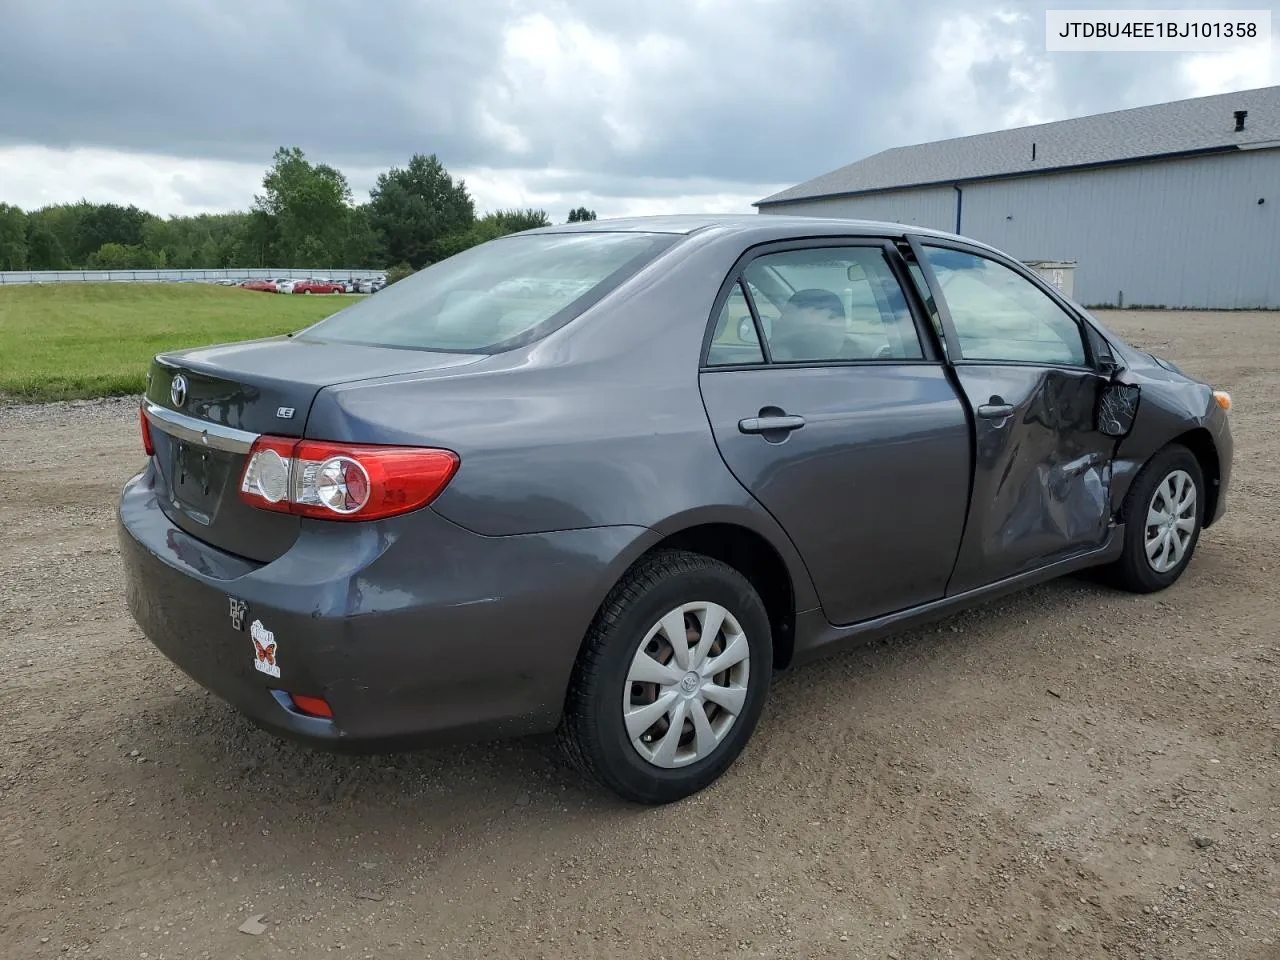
[300,231,676,353]
[922,247,1087,366]
[906,261,946,350]
[739,247,925,363]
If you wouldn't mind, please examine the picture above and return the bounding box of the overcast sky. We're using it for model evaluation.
[0,0,1275,219]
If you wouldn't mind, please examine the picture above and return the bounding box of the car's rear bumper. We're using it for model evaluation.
[117,464,655,750]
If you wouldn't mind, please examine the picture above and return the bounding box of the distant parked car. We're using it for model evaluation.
[357,278,386,294]
[293,279,346,295]
[239,280,277,293]
[273,279,297,294]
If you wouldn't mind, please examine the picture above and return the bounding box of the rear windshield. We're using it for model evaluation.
[297,231,677,353]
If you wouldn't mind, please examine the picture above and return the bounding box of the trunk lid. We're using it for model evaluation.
[143,336,483,562]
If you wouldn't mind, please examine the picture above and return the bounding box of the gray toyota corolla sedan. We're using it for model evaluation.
[119,215,1233,804]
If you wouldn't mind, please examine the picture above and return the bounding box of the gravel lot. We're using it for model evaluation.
[2,310,1277,959]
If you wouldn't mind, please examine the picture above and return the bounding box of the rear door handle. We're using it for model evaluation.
[739,415,806,434]
[976,403,1014,419]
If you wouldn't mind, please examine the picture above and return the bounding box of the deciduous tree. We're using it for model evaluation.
[367,153,475,269]
[0,203,28,270]
[253,146,354,266]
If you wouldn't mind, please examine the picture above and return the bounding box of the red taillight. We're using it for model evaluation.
[289,694,333,719]
[140,405,155,456]
[239,436,459,521]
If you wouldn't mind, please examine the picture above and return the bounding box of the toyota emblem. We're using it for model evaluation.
[170,374,188,408]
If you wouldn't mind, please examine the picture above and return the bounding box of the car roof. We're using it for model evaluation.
[525,213,993,250]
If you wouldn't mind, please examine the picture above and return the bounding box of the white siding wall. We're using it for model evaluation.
[765,149,1280,308]
[761,186,958,231]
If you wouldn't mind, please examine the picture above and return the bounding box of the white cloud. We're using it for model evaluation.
[2,0,1273,221]
[0,146,263,216]
[1180,42,1276,97]
[914,8,1058,141]
[0,145,782,221]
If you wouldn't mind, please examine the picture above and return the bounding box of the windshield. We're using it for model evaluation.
[298,231,677,353]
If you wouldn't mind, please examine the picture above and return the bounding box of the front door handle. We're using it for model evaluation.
[739,415,805,435]
[976,403,1014,419]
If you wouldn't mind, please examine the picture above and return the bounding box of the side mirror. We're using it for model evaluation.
[1098,383,1140,437]
[1087,327,1123,379]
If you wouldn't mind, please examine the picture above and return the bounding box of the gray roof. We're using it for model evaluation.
[529,213,976,243]
[757,85,1280,206]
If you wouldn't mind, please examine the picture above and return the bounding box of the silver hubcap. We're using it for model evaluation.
[1145,469,1197,573]
[623,602,751,769]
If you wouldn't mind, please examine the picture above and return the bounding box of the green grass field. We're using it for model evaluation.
[0,284,356,401]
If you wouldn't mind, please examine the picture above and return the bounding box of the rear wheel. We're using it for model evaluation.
[559,549,772,804]
[1103,444,1204,593]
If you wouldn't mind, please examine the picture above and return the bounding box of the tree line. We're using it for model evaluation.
[0,147,597,273]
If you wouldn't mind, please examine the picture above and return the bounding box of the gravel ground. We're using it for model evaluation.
[2,310,1277,960]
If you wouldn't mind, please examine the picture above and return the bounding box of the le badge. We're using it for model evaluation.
[250,620,280,678]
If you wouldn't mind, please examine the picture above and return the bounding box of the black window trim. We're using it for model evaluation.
[699,236,945,372]
[904,234,1100,373]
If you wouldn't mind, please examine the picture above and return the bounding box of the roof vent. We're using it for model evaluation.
[1234,109,1247,131]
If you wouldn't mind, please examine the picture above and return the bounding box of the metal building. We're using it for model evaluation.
[754,86,1280,309]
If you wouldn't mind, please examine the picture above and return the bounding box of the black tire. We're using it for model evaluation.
[1102,443,1204,593]
[558,549,773,805]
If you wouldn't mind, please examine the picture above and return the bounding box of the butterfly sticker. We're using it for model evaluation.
[250,620,280,678]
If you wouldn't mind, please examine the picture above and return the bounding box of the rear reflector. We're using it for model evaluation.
[240,436,459,521]
[140,404,155,457]
[289,694,333,719]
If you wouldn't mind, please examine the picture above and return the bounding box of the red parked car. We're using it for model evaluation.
[239,279,278,293]
[292,279,345,295]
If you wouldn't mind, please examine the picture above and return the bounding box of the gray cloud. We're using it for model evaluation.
[1,0,1273,207]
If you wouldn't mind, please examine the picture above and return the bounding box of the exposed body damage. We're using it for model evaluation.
[1084,312,1232,527]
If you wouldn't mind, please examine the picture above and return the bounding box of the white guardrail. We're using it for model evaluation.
[0,268,385,285]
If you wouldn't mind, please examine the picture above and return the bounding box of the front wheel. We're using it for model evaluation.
[559,549,773,804]
[1103,443,1204,593]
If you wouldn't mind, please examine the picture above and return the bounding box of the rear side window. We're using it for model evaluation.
[300,232,676,353]
[707,281,766,366]
[739,247,925,363]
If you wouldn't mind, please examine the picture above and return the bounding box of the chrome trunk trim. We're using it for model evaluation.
[142,401,258,455]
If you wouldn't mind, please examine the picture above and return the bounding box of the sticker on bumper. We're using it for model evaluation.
[250,620,280,678]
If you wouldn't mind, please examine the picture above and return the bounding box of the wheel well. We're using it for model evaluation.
[1171,428,1221,526]
[645,524,797,670]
